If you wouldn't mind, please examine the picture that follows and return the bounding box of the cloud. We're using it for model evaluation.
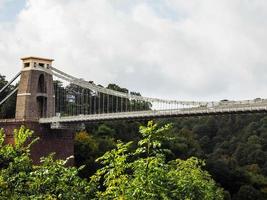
[0,0,8,9]
[1,0,267,101]
[0,2,4,9]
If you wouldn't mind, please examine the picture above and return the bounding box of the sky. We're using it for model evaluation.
[0,0,267,101]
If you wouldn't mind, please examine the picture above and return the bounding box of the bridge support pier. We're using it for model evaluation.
[0,120,74,165]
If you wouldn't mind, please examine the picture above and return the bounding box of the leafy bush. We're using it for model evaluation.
[90,121,224,200]
[0,123,223,199]
[0,126,92,199]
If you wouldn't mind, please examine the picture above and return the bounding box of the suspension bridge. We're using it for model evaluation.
[0,56,266,163]
[1,56,267,129]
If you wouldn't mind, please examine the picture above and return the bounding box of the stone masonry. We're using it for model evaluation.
[0,57,74,165]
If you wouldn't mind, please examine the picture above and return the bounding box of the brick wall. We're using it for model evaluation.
[0,120,74,165]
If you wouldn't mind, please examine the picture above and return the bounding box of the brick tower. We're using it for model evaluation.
[15,57,55,121]
[0,57,73,165]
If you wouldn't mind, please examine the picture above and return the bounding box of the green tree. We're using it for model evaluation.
[0,126,92,199]
[90,121,224,200]
[234,185,261,200]
[74,129,116,178]
[0,122,225,199]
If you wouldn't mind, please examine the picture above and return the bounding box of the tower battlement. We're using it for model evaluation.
[21,56,54,74]
[15,57,55,121]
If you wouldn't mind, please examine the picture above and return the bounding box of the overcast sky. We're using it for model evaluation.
[0,0,267,101]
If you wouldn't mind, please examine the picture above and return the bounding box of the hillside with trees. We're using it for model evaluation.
[0,123,223,199]
[75,114,267,199]
[1,73,267,199]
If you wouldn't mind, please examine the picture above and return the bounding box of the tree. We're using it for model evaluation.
[95,124,116,137]
[0,126,92,199]
[90,121,224,200]
[74,129,117,178]
[234,185,261,200]
[0,122,228,199]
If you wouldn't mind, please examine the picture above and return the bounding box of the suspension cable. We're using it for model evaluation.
[0,72,21,95]
[0,87,18,106]
[50,66,210,106]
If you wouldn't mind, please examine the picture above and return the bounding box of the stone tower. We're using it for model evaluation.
[15,57,55,121]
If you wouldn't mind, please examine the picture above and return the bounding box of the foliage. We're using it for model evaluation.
[74,130,116,177]
[0,126,92,199]
[0,122,222,199]
[90,121,224,200]
[75,114,267,199]
[74,121,141,177]
[157,114,267,199]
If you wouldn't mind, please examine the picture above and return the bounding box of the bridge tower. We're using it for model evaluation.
[16,57,55,121]
[0,57,74,165]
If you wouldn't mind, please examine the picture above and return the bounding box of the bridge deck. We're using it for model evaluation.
[39,104,267,125]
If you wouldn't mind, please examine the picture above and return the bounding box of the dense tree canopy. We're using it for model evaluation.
[0,122,223,199]
[0,126,92,199]
[1,72,267,199]
[90,121,223,199]
[75,114,267,199]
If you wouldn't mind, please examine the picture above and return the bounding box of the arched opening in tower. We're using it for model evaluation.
[37,74,46,93]
[37,96,47,118]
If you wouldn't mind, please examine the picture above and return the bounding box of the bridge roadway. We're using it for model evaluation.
[39,102,267,127]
